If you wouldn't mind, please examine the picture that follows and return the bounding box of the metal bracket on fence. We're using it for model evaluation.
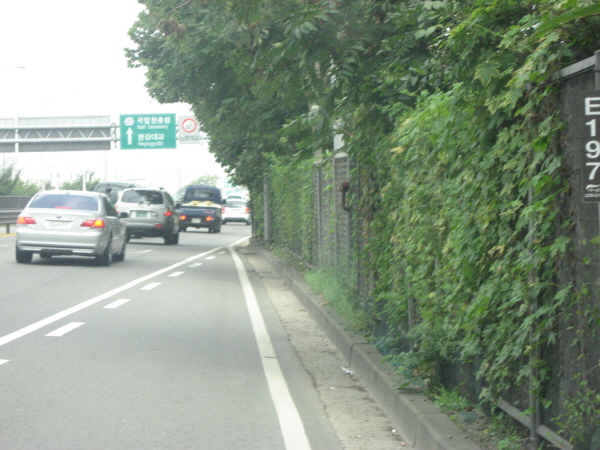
[339,181,351,212]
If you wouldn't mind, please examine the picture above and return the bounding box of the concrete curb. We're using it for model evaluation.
[253,244,482,450]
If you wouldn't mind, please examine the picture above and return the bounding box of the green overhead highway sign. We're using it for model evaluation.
[119,113,177,150]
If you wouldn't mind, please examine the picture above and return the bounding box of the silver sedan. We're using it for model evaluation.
[15,190,127,266]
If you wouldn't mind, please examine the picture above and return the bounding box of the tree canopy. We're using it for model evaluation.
[127,1,600,189]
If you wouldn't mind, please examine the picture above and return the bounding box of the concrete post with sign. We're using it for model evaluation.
[554,51,600,449]
[119,114,177,150]
[178,116,201,144]
[560,54,600,301]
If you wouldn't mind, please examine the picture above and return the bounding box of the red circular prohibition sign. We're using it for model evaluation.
[181,118,198,133]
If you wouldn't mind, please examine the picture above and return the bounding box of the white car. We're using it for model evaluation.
[222,200,251,225]
[15,190,127,266]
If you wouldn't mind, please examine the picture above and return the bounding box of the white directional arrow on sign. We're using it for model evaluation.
[126,128,133,145]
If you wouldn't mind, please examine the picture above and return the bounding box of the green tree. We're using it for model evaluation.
[187,174,219,187]
[10,178,42,196]
[0,165,21,195]
[58,172,99,191]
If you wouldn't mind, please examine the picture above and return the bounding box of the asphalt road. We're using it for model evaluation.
[0,225,343,449]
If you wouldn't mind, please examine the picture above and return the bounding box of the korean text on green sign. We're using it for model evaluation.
[120,114,177,150]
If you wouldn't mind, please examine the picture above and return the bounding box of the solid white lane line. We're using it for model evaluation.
[229,241,311,450]
[141,282,161,290]
[46,322,85,337]
[0,360,8,365]
[0,245,232,348]
[169,271,184,277]
[104,299,130,309]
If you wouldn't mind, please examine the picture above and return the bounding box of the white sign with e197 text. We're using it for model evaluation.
[582,93,600,202]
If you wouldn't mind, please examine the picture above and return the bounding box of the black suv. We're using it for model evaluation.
[115,188,180,245]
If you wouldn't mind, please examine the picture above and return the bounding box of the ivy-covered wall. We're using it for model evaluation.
[262,68,600,448]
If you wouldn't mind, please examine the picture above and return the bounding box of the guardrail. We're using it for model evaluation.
[0,196,31,233]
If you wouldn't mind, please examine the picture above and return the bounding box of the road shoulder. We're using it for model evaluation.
[240,244,405,450]
[241,242,483,450]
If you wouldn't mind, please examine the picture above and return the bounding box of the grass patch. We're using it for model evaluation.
[304,270,369,333]
[432,388,531,450]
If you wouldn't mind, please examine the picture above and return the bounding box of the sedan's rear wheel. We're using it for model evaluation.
[16,248,33,263]
[96,238,113,266]
[113,239,126,262]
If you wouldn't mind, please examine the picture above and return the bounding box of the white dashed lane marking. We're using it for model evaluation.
[169,271,184,277]
[46,322,85,337]
[104,299,130,309]
[0,239,250,372]
[205,256,216,260]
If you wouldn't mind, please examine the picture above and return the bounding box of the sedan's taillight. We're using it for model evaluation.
[245,207,251,213]
[81,219,105,228]
[17,216,36,225]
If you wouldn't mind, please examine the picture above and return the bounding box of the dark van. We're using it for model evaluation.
[178,185,223,233]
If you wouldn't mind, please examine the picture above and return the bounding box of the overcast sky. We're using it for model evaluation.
[0,0,226,193]
[0,0,188,117]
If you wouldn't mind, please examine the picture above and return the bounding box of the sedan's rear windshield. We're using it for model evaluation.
[226,201,247,208]
[121,190,164,205]
[29,194,99,211]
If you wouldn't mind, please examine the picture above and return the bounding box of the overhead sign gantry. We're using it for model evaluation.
[0,114,205,152]
[0,116,113,153]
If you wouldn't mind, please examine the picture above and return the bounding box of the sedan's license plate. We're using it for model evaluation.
[191,218,201,224]
[47,221,68,229]
[134,211,148,218]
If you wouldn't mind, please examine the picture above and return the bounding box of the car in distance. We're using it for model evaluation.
[94,181,142,204]
[222,200,251,225]
[15,190,127,266]
[115,188,180,244]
